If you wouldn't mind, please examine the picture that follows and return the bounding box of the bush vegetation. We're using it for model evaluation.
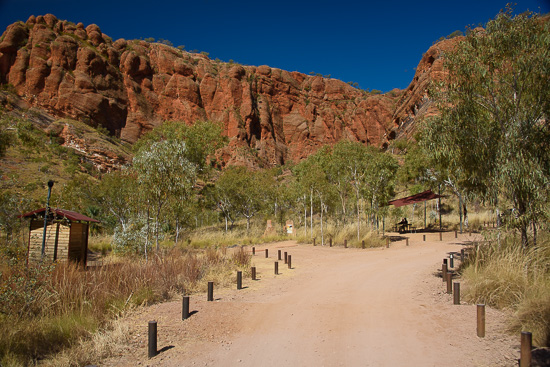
[462,230,550,346]
[0,247,250,366]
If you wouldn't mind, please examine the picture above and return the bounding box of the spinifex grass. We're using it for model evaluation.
[0,247,250,366]
[295,221,386,248]
[462,230,550,346]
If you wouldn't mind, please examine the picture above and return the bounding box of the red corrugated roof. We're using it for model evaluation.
[388,190,444,207]
[19,208,100,223]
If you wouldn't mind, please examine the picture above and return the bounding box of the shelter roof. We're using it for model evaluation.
[19,208,100,223]
[388,190,444,207]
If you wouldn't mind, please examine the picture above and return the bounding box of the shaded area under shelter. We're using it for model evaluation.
[387,190,445,231]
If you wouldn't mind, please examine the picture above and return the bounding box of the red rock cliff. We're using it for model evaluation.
[0,14,408,166]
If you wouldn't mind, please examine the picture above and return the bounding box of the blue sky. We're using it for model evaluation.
[0,0,549,92]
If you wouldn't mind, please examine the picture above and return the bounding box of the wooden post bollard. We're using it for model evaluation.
[520,331,532,367]
[439,232,443,241]
[251,266,256,280]
[477,304,485,337]
[274,261,278,275]
[278,249,282,261]
[406,238,409,246]
[362,240,365,249]
[265,248,268,258]
[288,255,292,269]
[207,281,214,301]
[182,296,190,320]
[329,238,332,247]
[237,271,242,290]
[453,283,460,305]
[344,239,347,248]
[313,238,316,246]
[148,321,157,358]
[442,263,448,283]
[469,231,472,237]
[386,237,390,248]
[423,235,426,241]
[449,254,454,268]
[446,272,452,294]
[284,251,288,264]
[461,248,465,262]
[252,247,255,255]
[455,230,457,238]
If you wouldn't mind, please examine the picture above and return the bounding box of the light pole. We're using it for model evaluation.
[41,180,54,258]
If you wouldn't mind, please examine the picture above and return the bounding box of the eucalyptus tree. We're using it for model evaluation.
[133,140,196,251]
[363,149,399,230]
[293,152,335,245]
[214,166,272,232]
[330,141,371,239]
[422,7,550,246]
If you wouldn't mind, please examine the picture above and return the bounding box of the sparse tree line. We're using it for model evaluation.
[1,7,548,256]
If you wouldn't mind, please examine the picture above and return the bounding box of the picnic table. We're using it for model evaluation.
[393,223,416,233]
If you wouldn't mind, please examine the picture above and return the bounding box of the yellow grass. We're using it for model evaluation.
[462,230,550,346]
[0,247,249,366]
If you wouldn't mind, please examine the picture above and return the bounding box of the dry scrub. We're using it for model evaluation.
[0,247,250,366]
[463,231,550,346]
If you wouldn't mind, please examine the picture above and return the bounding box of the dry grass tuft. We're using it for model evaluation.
[463,230,550,346]
[0,247,248,365]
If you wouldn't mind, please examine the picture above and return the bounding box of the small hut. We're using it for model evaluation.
[20,208,100,266]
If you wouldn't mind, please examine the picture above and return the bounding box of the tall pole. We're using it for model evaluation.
[438,185,442,230]
[41,180,54,258]
[424,200,427,229]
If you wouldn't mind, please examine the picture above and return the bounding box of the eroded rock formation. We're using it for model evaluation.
[0,14,451,166]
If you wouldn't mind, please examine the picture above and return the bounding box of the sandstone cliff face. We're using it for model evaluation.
[0,14,410,167]
[389,38,460,140]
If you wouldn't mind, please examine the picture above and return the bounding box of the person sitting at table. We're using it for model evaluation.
[398,217,408,233]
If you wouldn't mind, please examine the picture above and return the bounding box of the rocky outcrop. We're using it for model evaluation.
[389,37,461,140]
[0,14,414,167]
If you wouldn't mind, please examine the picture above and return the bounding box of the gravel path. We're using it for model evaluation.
[104,231,519,367]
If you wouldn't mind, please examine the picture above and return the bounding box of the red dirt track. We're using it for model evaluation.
[104,232,518,367]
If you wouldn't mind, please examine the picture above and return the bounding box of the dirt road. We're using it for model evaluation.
[104,232,518,367]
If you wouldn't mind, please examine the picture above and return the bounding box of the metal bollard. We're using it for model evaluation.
[477,304,485,337]
[284,251,288,264]
[148,321,157,358]
[453,283,460,305]
[251,266,256,280]
[278,249,282,261]
[450,254,454,268]
[520,331,532,367]
[237,271,242,290]
[274,261,278,275]
[265,248,268,258]
[207,281,214,301]
[446,273,452,294]
[288,255,292,269]
[182,296,190,320]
